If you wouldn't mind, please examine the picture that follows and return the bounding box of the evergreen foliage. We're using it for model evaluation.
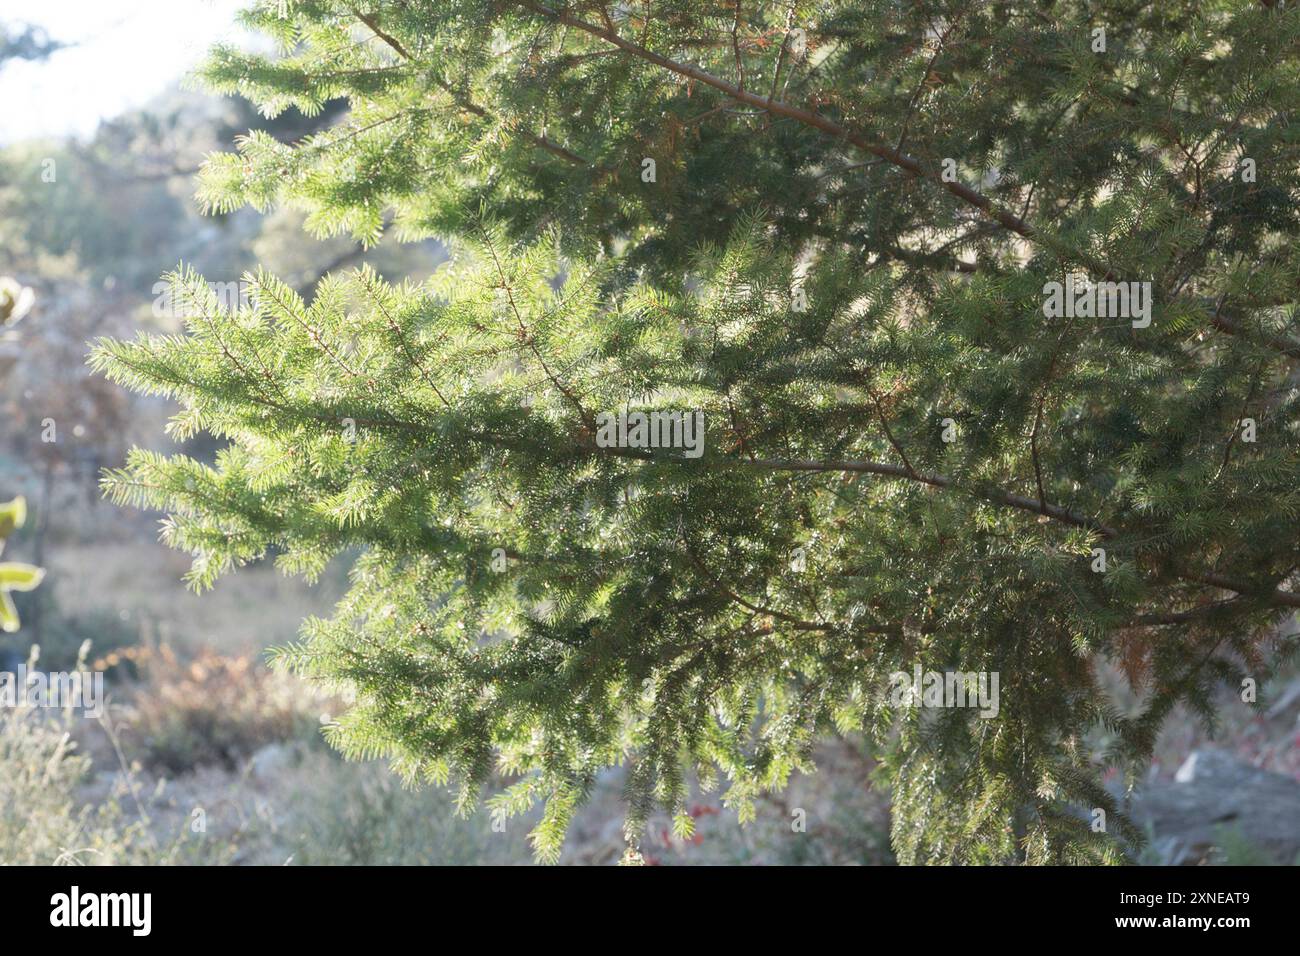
[93,1,1300,863]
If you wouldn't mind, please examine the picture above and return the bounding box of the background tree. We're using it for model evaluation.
[93,0,1300,863]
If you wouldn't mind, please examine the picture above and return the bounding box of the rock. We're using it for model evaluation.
[248,743,294,783]
[1127,749,1300,865]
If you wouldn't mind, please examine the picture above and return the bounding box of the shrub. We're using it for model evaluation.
[121,644,335,775]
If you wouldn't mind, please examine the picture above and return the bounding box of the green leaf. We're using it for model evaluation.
[0,502,42,633]
[0,590,18,633]
[0,496,27,538]
[0,562,44,591]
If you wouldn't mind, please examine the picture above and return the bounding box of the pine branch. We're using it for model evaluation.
[516,0,1300,359]
[517,1,1036,235]
[354,7,593,167]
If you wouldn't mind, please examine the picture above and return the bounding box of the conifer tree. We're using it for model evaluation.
[92,1,1300,863]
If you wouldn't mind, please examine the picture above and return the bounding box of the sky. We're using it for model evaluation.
[0,0,251,143]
